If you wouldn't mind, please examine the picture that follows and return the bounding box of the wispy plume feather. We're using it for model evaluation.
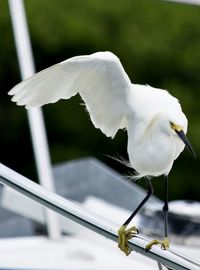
[106,153,144,182]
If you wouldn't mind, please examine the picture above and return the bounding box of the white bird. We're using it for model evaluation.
[8,51,195,256]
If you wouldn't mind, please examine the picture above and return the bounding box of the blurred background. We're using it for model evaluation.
[0,0,199,201]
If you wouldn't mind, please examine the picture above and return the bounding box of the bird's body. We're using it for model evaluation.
[9,51,188,178]
[126,84,187,178]
[9,51,194,255]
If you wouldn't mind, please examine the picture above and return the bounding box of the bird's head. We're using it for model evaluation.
[162,110,196,157]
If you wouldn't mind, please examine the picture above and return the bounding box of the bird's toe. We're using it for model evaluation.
[118,225,139,256]
[161,237,170,250]
[145,237,170,252]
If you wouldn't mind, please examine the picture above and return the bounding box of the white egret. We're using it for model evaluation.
[8,51,195,256]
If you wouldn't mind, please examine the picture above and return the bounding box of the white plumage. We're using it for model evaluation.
[9,51,191,179]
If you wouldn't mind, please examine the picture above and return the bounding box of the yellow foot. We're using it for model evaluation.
[145,237,170,252]
[118,225,139,256]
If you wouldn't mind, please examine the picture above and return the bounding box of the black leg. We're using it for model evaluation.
[145,175,170,252]
[118,177,154,255]
[123,177,153,227]
[163,175,169,238]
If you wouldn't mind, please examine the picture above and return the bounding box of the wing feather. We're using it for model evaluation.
[9,51,132,137]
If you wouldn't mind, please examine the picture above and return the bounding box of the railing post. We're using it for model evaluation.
[8,0,61,240]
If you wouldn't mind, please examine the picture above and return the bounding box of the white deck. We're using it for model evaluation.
[0,235,156,269]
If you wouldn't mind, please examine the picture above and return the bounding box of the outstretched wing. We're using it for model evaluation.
[9,51,133,137]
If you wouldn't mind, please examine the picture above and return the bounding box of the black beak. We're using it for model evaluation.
[175,130,196,158]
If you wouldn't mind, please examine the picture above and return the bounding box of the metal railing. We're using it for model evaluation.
[0,162,199,270]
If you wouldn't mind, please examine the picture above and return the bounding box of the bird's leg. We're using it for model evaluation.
[145,175,170,251]
[162,174,170,249]
[118,177,153,256]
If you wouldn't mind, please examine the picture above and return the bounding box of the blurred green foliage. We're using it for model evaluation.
[0,0,199,201]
